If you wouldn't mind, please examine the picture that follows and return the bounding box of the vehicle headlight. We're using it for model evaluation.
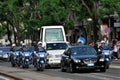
[47,54,53,58]
[3,54,8,58]
[25,59,29,61]
[15,52,19,56]
[99,58,105,62]
[74,59,81,63]
[39,54,45,57]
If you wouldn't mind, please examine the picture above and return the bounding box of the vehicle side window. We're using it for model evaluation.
[64,49,70,56]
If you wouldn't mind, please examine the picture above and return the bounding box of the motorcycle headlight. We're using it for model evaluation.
[99,57,105,62]
[26,59,29,61]
[74,59,81,63]
[39,54,45,57]
[37,58,39,62]
[24,53,30,56]
[104,52,110,55]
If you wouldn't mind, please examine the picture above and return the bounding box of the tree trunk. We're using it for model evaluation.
[6,24,12,45]
[93,19,98,42]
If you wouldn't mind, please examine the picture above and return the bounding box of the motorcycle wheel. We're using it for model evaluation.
[11,60,15,67]
[37,64,45,71]
[11,63,15,67]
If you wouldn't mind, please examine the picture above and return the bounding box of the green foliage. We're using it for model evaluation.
[0,0,120,42]
[99,0,120,18]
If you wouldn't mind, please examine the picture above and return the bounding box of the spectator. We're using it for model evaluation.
[113,43,119,60]
[94,43,98,53]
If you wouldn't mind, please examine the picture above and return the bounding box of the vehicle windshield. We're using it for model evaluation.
[102,46,112,50]
[45,28,64,42]
[0,47,11,52]
[37,47,46,52]
[46,43,68,50]
[71,46,97,55]
[14,46,21,51]
[23,46,34,52]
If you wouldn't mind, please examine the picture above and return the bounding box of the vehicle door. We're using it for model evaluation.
[62,48,71,67]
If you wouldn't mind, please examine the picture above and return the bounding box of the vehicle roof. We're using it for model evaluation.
[46,41,68,44]
[41,26,64,29]
[69,45,92,48]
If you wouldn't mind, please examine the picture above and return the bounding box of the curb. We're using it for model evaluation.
[110,65,120,69]
[0,71,29,80]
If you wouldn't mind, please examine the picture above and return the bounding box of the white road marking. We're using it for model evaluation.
[74,73,110,80]
[91,73,120,79]
[0,75,10,80]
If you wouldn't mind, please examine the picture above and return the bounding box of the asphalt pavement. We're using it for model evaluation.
[0,59,120,80]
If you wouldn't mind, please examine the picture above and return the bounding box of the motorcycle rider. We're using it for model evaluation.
[10,43,16,61]
[99,40,105,50]
[20,43,27,51]
[10,44,16,51]
[34,41,43,52]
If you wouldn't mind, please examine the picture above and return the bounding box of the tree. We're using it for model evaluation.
[0,0,120,44]
[80,0,120,42]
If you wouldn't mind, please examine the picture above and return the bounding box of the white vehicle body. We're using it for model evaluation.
[39,26,69,67]
[46,42,68,67]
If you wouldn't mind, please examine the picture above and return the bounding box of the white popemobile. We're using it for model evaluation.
[39,26,69,67]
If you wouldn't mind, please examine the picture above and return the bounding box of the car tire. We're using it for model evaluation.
[100,64,106,72]
[11,63,15,67]
[67,63,75,73]
[61,62,66,72]
[37,68,40,71]
[100,68,106,72]
[106,63,110,69]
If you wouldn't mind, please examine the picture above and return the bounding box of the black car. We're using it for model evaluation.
[61,45,108,73]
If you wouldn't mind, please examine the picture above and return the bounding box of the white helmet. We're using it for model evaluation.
[22,43,26,46]
[38,41,42,45]
[101,40,105,43]
[12,44,16,47]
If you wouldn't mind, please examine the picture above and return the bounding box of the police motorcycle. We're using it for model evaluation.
[20,46,34,68]
[10,46,22,67]
[33,47,47,71]
[98,46,113,69]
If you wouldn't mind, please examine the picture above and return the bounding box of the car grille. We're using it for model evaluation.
[83,59,97,64]
[55,55,61,58]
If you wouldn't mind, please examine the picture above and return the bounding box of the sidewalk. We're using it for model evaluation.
[110,59,120,69]
[0,66,30,80]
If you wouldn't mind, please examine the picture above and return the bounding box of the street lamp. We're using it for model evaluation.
[25,29,27,39]
[87,18,93,43]
[87,18,92,22]
[114,11,119,22]
[37,28,40,41]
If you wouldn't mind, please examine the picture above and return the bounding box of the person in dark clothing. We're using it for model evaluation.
[94,43,98,53]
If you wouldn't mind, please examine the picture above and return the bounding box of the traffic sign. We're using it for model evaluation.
[104,28,111,33]
[77,37,86,45]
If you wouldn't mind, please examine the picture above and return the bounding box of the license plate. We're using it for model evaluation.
[87,63,94,66]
